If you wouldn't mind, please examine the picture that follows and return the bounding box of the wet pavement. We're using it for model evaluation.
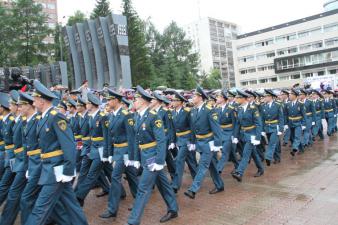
[82,134,338,225]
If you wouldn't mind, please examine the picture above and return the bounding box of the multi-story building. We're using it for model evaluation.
[184,17,238,88]
[1,0,58,44]
[233,7,338,89]
[34,0,58,44]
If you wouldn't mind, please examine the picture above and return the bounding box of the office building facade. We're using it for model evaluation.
[233,9,338,89]
[184,17,238,88]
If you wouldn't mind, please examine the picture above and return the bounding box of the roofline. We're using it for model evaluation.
[237,9,338,39]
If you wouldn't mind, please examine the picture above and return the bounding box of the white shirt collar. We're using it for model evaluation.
[196,103,204,111]
[154,105,161,112]
[27,112,37,122]
[113,106,122,116]
[42,106,54,119]
[15,114,21,123]
[242,103,249,111]
[176,107,182,113]
[91,109,100,118]
[2,113,10,122]
[138,107,149,117]
[81,111,88,118]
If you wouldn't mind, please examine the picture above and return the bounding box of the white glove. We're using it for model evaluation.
[312,122,315,126]
[124,159,132,167]
[25,170,29,179]
[284,125,289,131]
[133,161,141,169]
[261,132,266,136]
[108,156,113,164]
[251,140,260,145]
[211,146,221,152]
[168,143,175,150]
[301,126,306,130]
[188,144,196,151]
[277,131,282,136]
[61,175,74,183]
[149,163,164,171]
[232,138,239,144]
[101,158,108,162]
[334,115,337,118]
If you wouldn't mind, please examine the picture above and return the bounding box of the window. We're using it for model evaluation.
[249,80,257,85]
[255,38,274,47]
[287,33,297,40]
[279,76,289,81]
[247,68,256,73]
[239,55,254,63]
[317,71,325,76]
[237,44,253,51]
[48,23,56,29]
[298,30,309,38]
[241,81,248,86]
[329,69,337,74]
[300,43,311,51]
[267,52,275,58]
[259,79,268,83]
[304,72,313,78]
[324,23,338,32]
[275,35,287,43]
[270,77,277,82]
[291,74,300,79]
[325,37,338,47]
[47,3,56,9]
[312,41,323,49]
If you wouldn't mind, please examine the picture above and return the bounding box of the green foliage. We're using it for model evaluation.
[0,0,53,66]
[200,69,222,89]
[67,10,87,26]
[90,0,111,19]
[122,0,155,87]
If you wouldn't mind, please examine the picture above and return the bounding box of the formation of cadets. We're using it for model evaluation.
[0,79,336,225]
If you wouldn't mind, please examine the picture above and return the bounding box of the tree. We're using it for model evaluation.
[122,0,155,87]
[200,69,222,89]
[0,3,12,66]
[90,0,111,19]
[10,0,52,66]
[67,10,86,26]
[149,21,199,89]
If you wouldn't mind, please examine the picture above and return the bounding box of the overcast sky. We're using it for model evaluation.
[57,0,326,34]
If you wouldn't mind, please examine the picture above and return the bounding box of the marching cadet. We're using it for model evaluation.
[245,90,265,161]
[322,89,337,136]
[0,90,26,225]
[150,92,176,180]
[311,90,325,141]
[99,89,138,219]
[125,85,178,225]
[0,91,18,206]
[184,86,224,199]
[67,98,82,172]
[215,90,238,174]
[284,89,307,156]
[57,101,67,115]
[75,92,110,207]
[171,91,197,193]
[25,80,88,225]
[299,89,316,148]
[0,94,5,181]
[279,90,291,146]
[74,96,91,192]
[232,90,264,182]
[261,89,284,166]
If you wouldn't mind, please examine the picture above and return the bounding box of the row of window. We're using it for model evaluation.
[240,69,338,86]
[38,2,56,10]
[238,37,338,63]
[237,22,338,51]
[275,50,338,71]
[239,64,274,75]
